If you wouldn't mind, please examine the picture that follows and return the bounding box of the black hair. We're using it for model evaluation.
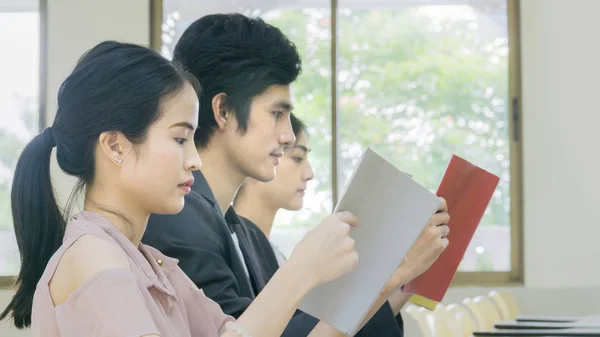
[290,113,308,140]
[0,41,198,328]
[173,13,302,148]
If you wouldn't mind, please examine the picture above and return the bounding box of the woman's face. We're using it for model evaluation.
[119,83,202,215]
[255,131,314,211]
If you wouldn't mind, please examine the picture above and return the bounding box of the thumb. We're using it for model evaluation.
[335,211,359,228]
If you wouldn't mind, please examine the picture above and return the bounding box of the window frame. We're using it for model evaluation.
[0,0,47,290]
[150,0,523,286]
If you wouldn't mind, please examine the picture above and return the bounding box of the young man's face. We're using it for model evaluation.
[223,84,295,182]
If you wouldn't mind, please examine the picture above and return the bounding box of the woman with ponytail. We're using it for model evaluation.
[0,41,365,337]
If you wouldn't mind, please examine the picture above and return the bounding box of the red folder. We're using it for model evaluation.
[403,154,500,310]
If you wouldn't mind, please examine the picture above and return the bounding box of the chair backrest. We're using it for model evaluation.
[434,304,464,337]
[405,305,435,337]
[463,297,486,329]
[498,291,521,319]
[446,303,477,337]
[488,290,512,320]
[466,296,503,329]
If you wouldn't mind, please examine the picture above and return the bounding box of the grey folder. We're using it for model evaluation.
[297,148,441,335]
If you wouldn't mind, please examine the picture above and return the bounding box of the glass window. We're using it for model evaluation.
[0,0,40,276]
[159,0,515,273]
[337,0,510,271]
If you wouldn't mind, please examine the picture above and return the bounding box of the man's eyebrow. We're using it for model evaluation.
[272,101,293,111]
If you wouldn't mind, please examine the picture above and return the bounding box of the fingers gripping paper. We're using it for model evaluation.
[297,148,441,336]
[405,154,500,310]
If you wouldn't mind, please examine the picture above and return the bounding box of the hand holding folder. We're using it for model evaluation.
[297,148,442,335]
[296,149,499,334]
[397,199,450,285]
[404,154,500,310]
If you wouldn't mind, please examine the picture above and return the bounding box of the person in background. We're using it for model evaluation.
[233,113,417,331]
[233,113,313,265]
[143,13,451,337]
[0,41,363,337]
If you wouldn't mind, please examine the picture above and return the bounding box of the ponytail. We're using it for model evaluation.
[0,127,65,328]
[0,40,197,329]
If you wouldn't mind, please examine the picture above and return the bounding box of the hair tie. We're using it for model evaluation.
[42,127,56,148]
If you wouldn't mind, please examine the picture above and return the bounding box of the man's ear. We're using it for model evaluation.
[212,93,228,130]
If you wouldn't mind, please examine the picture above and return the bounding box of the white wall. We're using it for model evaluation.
[0,0,150,336]
[46,0,151,207]
[520,0,600,288]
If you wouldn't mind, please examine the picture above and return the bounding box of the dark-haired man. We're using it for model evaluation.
[143,13,448,337]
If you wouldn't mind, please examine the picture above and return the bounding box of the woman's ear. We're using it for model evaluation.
[97,131,133,166]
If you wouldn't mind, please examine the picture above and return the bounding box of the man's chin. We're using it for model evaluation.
[285,202,303,211]
[250,169,276,183]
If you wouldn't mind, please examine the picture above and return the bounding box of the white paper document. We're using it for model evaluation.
[297,147,441,335]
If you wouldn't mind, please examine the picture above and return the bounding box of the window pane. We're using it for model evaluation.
[337,0,510,271]
[161,1,333,257]
[0,4,40,276]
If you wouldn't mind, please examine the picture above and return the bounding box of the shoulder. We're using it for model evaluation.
[49,235,130,306]
[143,197,233,260]
[239,215,271,246]
[238,216,263,235]
[237,215,255,229]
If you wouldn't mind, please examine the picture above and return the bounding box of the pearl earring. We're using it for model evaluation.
[113,156,123,164]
